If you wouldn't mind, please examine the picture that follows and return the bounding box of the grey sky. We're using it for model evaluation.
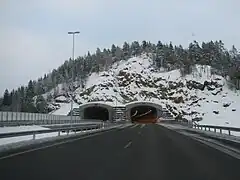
[0,0,239,94]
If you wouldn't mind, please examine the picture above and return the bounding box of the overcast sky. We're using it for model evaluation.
[0,0,239,94]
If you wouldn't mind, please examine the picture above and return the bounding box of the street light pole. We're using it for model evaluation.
[68,31,80,127]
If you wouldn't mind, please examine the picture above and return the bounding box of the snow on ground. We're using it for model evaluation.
[0,125,51,146]
[0,131,92,146]
[196,87,240,128]
[55,96,68,102]
[0,126,98,146]
[41,83,65,100]
[51,102,79,115]
[0,125,49,134]
[86,73,101,88]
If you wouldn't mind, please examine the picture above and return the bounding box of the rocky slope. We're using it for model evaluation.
[47,54,240,128]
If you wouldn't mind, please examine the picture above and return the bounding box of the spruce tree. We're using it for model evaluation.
[3,89,10,106]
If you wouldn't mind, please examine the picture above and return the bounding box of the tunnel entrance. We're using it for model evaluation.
[83,107,109,121]
[130,105,157,123]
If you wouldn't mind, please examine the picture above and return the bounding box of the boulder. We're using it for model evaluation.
[192,117,203,122]
[187,80,204,91]
[212,89,222,96]
[206,85,215,91]
[175,114,183,121]
[173,96,184,104]
[223,103,231,107]
[181,110,189,115]
[204,80,223,88]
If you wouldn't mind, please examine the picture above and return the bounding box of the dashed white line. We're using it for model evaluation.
[124,141,132,149]
[130,124,138,129]
[140,124,145,128]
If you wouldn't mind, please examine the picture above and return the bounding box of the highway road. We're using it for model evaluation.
[0,124,240,180]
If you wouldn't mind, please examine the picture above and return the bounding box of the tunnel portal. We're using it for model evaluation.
[130,105,157,123]
[83,107,109,121]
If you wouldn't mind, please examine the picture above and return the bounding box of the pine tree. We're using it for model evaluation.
[10,90,20,112]
[111,44,117,57]
[23,80,37,112]
[230,45,238,61]
[131,41,141,56]
[36,95,47,113]
[3,89,10,106]
[155,41,165,68]
[123,42,130,59]
[114,46,123,62]
[142,40,147,52]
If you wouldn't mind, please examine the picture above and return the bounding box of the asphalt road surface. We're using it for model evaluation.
[0,124,240,180]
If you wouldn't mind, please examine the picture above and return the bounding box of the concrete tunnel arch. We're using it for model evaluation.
[79,102,114,121]
[125,101,163,122]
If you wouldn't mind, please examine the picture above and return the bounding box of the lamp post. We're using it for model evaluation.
[68,31,80,127]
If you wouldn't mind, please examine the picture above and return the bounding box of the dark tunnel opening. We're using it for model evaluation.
[130,105,157,123]
[84,107,109,121]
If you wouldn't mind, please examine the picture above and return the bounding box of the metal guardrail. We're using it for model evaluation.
[193,124,240,136]
[0,124,103,140]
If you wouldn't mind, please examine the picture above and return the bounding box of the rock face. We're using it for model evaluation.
[186,80,205,90]
[45,55,240,127]
[173,96,184,104]
[192,117,203,122]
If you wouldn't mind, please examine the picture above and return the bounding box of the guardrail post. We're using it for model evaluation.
[28,113,30,124]
[6,112,8,123]
[214,128,216,133]
[228,130,231,136]
[204,127,206,131]
[35,113,37,125]
[33,132,36,140]
[58,131,60,136]
[220,129,222,134]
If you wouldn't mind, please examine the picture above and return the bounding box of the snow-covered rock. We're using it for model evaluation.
[55,96,70,103]
[47,54,240,128]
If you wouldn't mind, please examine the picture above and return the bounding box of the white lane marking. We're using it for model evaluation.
[122,124,134,129]
[0,129,116,160]
[124,141,132,149]
[140,124,145,128]
[130,124,138,129]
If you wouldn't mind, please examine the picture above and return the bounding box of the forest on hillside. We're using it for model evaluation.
[1,40,240,113]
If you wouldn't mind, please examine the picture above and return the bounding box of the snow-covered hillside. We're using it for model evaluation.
[48,54,240,128]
